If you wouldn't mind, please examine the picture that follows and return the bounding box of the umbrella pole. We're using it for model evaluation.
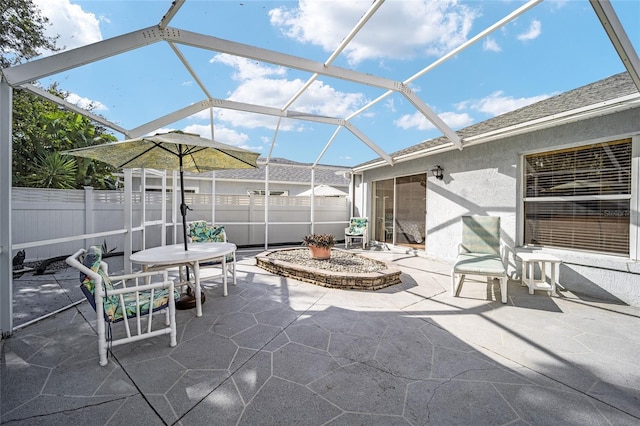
[176,154,203,309]
[179,155,191,283]
[180,168,189,252]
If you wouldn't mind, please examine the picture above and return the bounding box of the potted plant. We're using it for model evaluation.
[302,234,336,260]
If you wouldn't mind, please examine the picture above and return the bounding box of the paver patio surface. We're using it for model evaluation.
[3,248,640,425]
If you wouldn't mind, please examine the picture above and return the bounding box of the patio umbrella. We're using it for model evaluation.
[62,130,260,251]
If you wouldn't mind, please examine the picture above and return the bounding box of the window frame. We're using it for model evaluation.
[519,135,638,260]
[248,189,289,196]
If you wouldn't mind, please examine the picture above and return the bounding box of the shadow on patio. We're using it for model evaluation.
[3,249,640,425]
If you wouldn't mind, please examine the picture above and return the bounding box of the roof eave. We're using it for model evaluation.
[353,93,640,173]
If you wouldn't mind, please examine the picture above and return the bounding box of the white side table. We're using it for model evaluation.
[517,252,562,296]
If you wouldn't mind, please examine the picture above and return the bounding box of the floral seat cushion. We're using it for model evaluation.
[189,221,234,263]
[80,245,179,323]
[189,221,225,242]
[346,217,367,235]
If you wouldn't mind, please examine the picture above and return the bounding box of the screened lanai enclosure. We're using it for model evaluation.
[2,0,639,334]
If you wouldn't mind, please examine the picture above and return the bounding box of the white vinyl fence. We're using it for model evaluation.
[12,187,350,262]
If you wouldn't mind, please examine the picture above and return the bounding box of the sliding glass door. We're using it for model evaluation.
[373,173,426,249]
[373,178,394,244]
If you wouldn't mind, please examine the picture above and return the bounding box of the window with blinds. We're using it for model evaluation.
[523,139,631,255]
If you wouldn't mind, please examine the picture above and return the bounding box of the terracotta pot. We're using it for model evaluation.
[308,245,331,260]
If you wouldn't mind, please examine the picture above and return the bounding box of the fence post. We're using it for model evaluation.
[124,169,132,274]
[264,164,269,249]
[249,192,256,246]
[84,186,94,248]
[0,79,13,337]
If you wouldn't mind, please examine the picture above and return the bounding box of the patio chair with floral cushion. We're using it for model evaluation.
[344,217,369,249]
[188,220,236,285]
[66,246,178,366]
[451,216,508,304]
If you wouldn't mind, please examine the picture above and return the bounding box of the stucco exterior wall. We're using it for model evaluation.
[359,108,640,306]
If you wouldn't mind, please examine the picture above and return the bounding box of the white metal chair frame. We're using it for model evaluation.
[451,216,508,304]
[344,217,369,249]
[67,248,177,366]
[188,221,237,286]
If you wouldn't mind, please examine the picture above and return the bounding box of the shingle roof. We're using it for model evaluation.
[194,157,350,186]
[356,72,639,168]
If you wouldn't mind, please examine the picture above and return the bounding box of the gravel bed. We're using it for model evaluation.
[266,248,386,273]
[20,249,387,275]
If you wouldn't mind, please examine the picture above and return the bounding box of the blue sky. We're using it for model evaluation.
[31,0,640,167]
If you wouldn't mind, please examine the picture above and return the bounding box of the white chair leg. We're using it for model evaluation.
[500,276,508,304]
[231,252,237,286]
[451,272,464,297]
[96,303,108,366]
[98,329,108,366]
[451,272,456,296]
[168,297,177,347]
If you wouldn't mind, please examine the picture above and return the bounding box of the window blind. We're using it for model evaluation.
[523,139,631,255]
[525,139,631,198]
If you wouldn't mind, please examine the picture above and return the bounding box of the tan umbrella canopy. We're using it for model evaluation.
[63,130,260,250]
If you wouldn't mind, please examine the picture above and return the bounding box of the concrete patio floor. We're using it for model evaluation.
[3,247,640,425]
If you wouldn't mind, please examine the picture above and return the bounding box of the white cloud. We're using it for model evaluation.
[182,123,262,152]
[65,93,107,111]
[546,0,569,11]
[33,0,102,54]
[395,110,473,131]
[269,0,478,64]
[207,55,367,130]
[483,37,501,52]
[396,88,553,131]
[517,19,542,41]
[149,125,257,151]
[210,54,287,80]
[385,98,396,113]
[294,80,366,117]
[466,91,552,116]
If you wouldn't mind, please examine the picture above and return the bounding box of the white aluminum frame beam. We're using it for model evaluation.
[346,0,543,128]
[161,28,459,146]
[401,87,462,149]
[590,0,640,92]
[21,83,129,136]
[168,42,212,99]
[128,96,393,164]
[281,0,385,111]
[165,28,404,91]
[2,22,440,160]
[159,0,185,30]
[1,26,166,86]
[130,97,345,137]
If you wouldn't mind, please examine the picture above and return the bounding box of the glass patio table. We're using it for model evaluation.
[130,242,236,317]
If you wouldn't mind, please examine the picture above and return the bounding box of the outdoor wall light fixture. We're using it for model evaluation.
[431,165,444,180]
